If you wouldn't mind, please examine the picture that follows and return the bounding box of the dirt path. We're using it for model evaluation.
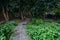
[10,19,31,40]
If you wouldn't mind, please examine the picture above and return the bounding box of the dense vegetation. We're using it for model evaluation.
[0,0,60,21]
[0,21,17,40]
[0,0,60,40]
[26,18,60,40]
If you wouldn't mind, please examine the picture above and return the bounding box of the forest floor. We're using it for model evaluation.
[10,18,31,40]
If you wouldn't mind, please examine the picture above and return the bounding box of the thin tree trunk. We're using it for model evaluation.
[21,12,24,21]
[6,11,9,21]
[2,7,7,21]
[29,11,32,21]
[2,7,9,23]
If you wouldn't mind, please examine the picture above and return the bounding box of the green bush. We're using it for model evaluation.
[54,7,60,15]
[0,21,17,40]
[26,19,60,40]
[32,18,44,25]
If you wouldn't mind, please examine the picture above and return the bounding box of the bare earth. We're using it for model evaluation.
[10,19,31,40]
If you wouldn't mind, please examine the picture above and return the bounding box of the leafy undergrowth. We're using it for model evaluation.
[11,19,21,24]
[26,18,60,40]
[0,21,17,40]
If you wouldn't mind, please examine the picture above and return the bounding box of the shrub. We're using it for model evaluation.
[32,18,44,25]
[0,21,17,40]
[26,20,60,40]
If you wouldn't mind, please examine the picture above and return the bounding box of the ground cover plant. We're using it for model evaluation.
[26,18,60,40]
[0,21,17,40]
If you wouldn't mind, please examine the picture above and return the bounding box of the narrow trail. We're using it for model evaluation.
[10,19,31,40]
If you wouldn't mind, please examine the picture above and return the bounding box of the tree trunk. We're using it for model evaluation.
[2,7,9,22]
[21,12,24,21]
[6,11,9,21]
[29,11,32,21]
[2,7,7,21]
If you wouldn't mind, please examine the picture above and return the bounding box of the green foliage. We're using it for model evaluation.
[32,18,44,25]
[54,2,60,15]
[8,0,20,13]
[0,21,17,40]
[20,0,60,18]
[26,19,60,40]
[0,0,60,18]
